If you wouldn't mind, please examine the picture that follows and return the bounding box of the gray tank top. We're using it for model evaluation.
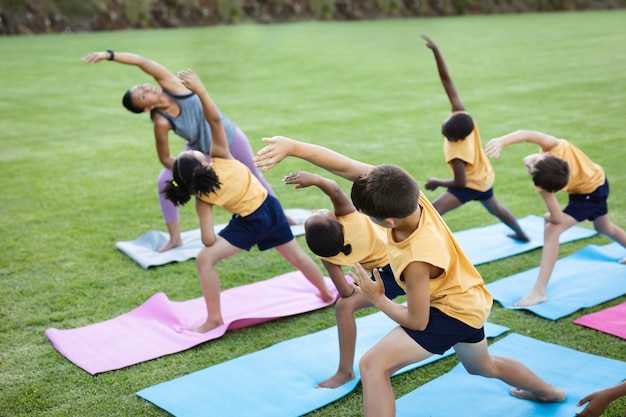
[154,90,237,153]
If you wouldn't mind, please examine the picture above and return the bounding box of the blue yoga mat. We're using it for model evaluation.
[137,309,509,417]
[487,242,626,320]
[454,214,596,266]
[396,333,626,417]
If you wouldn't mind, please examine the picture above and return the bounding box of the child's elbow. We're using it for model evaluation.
[202,235,217,247]
[209,116,223,128]
[405,317,429,331]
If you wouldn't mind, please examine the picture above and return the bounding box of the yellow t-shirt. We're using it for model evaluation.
[443,112,494,192]
[387,192,492,329]
[198,157,267,216]
[543,139,605,194]
[321,211,389,270]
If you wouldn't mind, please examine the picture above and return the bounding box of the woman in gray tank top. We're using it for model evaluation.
[81,50,291,252]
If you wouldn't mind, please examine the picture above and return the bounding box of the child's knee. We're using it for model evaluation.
[335,296,360,315]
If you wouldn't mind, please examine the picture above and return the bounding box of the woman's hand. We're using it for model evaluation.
[177,69,204,94]
[80,51,109,64]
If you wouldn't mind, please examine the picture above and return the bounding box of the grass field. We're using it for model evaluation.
[1,9,625,416]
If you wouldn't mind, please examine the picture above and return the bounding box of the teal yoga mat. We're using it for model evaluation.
[396,333,626,417]
[137,310,509,417]
[455,214,596,266]
[487,242,626,320]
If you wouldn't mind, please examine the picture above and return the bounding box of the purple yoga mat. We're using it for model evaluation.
[45,271,340,374]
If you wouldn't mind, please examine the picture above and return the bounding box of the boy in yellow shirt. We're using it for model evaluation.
[255,136,565,417]
[485,130,626,306]
[421,35,529,242]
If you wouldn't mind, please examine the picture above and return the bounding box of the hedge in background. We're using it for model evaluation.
[1,0,625,35]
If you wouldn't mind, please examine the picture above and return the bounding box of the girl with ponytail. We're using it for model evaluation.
[162,70,334,333]
[282,171,405,389]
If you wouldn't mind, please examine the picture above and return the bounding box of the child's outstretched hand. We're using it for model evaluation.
[177,69,204,94]
[484,138,504,158]
[349,263,385,305]
[420,34,437,50]
[283,171,318,189]
[254,136,296,172]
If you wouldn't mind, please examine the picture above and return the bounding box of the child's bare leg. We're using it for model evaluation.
[593,214,626,264]
[431,191,463,216]
[515,216,578,306]
[194,239,241,333]
[360,327,434,417]
[481,198,529,242]
[275,240,335,302]
[158,221,183,252]
[317,293,371,388]
[455,340,566,403]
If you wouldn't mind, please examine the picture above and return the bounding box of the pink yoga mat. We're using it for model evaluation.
[45,271,341,374]
[573,302,626,340]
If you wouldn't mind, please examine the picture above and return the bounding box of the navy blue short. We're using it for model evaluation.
[376,264,406,299]
[447,187,493,204]
[402,307,485,355]
[218,195,294,251]
[564,179,609,222]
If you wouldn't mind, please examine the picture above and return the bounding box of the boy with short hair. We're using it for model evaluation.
[485,130,626,306]
[255,136,566,417]
[421,35,529,242]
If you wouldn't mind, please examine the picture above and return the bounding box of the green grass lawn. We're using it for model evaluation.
[1,10,625,416]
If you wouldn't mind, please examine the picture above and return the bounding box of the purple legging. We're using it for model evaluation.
[157,127,276,223]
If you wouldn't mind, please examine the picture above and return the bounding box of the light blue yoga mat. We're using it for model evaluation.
[396,333,626,417]
[454,214,596,266]
[487,242,626,320]
[137,309,509,417]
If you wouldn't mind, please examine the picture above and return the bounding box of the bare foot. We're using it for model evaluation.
[619,256,626,265]
[193,319,224,333]
[507,232,530,243]
[514,291,548,307]
[157,238,183,253]
[316,371,356,389]
[510,386,566,403]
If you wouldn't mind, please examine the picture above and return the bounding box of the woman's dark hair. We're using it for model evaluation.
[305,217,352,258]
[442,113,474,141]
[122,90,144,114]
[351,164,419,220]
[532,156,569,193]
[160,153,222,206]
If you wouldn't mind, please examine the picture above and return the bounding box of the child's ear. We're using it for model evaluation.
[384,218,396,228]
